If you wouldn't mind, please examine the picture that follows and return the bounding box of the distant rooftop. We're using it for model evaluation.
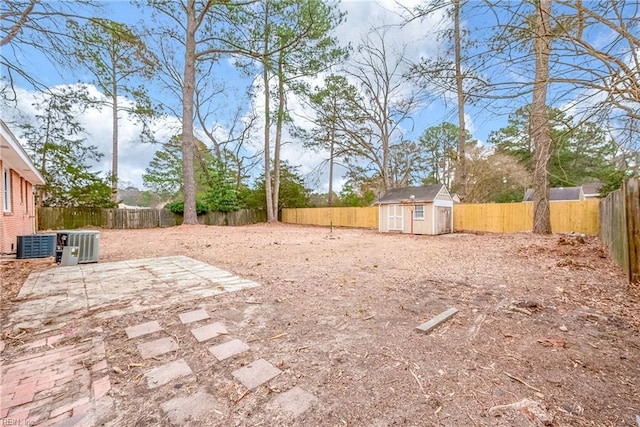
[523,186,584,202]
[581,182,603,197]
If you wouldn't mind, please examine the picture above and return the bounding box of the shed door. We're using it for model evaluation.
[435,206,452,234]
[387,205,404,231]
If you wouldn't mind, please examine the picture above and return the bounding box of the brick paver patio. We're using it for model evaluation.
[1,256,319,425]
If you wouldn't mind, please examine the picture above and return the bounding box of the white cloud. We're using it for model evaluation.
[236,1,453,192]
[3,83,181,189]
[3,1,455,194]
[338,0,450,63]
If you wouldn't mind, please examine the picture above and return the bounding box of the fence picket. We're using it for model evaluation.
[282,201,599,235]
[38,208,266,230]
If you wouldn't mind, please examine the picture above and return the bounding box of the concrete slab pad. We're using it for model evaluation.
[145,359,192,389]
[191,322,228,343]
[125,321,163,339]
[209,339,249,361]
[178,308,210,324]
[137,337,178,359]
[9,256,261,332]
[273,386,318,418]
[160,389,222,425]
[232,358,282,390]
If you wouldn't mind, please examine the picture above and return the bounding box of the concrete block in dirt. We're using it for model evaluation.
[178,308,210,324]
[191,322,228,342]
[137,337,178,359]
[145,359,193,389]
[416,307,458,334]
[125,321,163,339]
[209,339,249,361]
[160,389,222,425]
[273,386,318,418]
[232,358,282,390]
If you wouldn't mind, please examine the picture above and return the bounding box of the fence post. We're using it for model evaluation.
[625,179,640,284]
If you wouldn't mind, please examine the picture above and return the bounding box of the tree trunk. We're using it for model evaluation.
[272,53,285,221]
[111,65,119,204]
[262,1,274,223]
[328,128,334,207]
[181,0,198,225]
[382,123,391,190]
[40,103,51,206]
[454,0,467,199]
[531,0,552,234]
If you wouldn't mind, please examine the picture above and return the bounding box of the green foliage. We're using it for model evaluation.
[139,191,161,207]
[117,187,164,207]
[248,162,310,210]
[418,122,477,189]
[337,184,376,207]
[237,185,262,210]
[202,161,240,212]
[19,86,114,208]
[489,106,617,187]
[165,200,208,216]
[597,170,638,197]
[307,192,340,207]
[67,176,116,208]
[67,18,156,119]
[143,136,184,198]
[145,137,247,212]
[493,190,525,203]
[143,135,221,201]
[304,74,357,161]
[68,17,158,200]
[278,168,311,208]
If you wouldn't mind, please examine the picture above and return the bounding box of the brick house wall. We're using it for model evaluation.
[1,120,44,255]
[1,163,37,254]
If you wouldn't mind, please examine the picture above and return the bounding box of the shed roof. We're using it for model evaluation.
[376,184,447,204]
[523,186,583,202]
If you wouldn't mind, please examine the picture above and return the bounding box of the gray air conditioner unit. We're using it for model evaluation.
[17,234,56,259]
[56,230,100,263]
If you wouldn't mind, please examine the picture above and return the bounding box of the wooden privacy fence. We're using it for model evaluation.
[37,207,266,230]
[281,207,378,228]
[599,179,639,284]
[454,200,600,235]
[282,201,600,235]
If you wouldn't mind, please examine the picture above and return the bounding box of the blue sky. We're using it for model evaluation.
[1,0,511,192]
[5,0,629,192]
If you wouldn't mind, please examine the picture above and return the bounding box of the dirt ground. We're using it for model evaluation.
[2,224,639,426]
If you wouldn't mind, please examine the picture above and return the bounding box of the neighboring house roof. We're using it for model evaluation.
[0,120,45,185]
[523,186,583,202]
[581,182,603,198]
[375,184,449,204]
[118,203,151,209]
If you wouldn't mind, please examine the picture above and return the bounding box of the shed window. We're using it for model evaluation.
[3,168,11,212]
[414,205,424,220]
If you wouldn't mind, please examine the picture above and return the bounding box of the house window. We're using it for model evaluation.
[3,168,11,212]
[414,205,424,220]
